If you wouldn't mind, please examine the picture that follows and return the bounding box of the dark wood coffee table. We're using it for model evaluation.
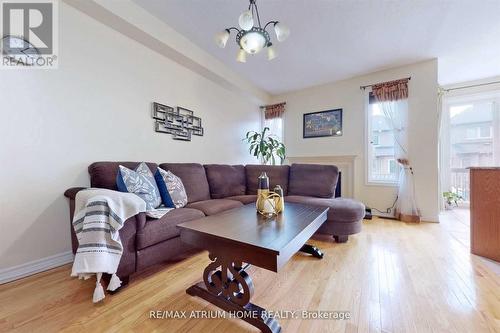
[177,202,329,333]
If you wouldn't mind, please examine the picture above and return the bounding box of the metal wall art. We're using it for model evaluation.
[152,102,204,141]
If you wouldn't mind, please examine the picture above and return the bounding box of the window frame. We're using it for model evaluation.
[364,90,400,187]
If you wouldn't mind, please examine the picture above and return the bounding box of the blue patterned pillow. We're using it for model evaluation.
[155,167,188,208]
[154,170,175,208]
[116,162,162,210]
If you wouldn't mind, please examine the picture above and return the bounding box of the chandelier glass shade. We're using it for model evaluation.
[215,0,289,62]
[238,9,254,31]
[274,22,290,42]
[214,30,230,48]
[236,48,247,63]
[238,27,269,54]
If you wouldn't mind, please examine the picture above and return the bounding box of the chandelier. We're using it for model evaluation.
[214,0,290,62]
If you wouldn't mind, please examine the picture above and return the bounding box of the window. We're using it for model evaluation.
[262,113,284,142]
[480,125,492,138]
[389,159,398,173]
[465,127,479,139]
[464,126,491,139]
[366,95,400,184]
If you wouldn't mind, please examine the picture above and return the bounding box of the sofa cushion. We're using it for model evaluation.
[186,199,243,216]
[245,165,290,195]
[225,195,257,204]
[89,162,158,190]
[159,163,210,203]
[117,162,162,210]
[285,196,365,223]
[288,164,339,198]
[205,164,246,199]
[136,208,204,249]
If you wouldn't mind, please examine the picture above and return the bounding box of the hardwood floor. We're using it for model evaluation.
[1,214,499,333]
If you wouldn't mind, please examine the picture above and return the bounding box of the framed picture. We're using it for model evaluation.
[303,108,343,138]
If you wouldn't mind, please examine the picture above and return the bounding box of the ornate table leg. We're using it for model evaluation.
[186,253,281,333]
[299,244,324,259]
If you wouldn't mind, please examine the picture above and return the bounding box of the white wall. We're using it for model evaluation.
[0,4,261,269]
[273,60,439,222]
[67,0,270,103]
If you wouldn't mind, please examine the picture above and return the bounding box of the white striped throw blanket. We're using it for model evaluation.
[71,189,172,303]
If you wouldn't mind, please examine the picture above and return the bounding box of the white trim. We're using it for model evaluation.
[364,88,371,185]
[445,90,500,105]
[0,251,74,284]
[282,111,286,146]
[421,215,439,223]
[365,180,399,187]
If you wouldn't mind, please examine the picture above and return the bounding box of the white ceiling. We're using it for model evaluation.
[134,0,500,95]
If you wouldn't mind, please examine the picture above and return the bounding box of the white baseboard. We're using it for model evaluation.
[372,212,439,223]
[372,211,396,219]
[421,215,439,223]
[0,251,74,284]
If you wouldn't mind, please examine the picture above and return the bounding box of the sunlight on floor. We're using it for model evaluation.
[439,208,470,249]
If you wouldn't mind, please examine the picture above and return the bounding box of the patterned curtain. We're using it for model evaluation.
[372,78,409,102]
[372,78,420,222]
[264,102,286,120]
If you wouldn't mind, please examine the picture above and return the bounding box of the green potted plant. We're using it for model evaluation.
[443,191,463,209]
[243,127,286,165]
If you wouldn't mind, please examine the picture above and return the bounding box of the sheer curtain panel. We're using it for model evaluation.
[372,78,420,222]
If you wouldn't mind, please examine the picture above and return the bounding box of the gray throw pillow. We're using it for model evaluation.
[157,167,188,208]
[118,162,162,210]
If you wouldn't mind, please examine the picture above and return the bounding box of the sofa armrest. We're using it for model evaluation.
[65,187,143,270]
[64,187,88,200]
[135,212,147,231]
[64,187,146,230]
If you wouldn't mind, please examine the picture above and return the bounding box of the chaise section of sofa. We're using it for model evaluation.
[238,163,365,242]
[285,196,365,242]
[286,163,365,242]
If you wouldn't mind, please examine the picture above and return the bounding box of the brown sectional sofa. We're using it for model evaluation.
[64,162,365,285]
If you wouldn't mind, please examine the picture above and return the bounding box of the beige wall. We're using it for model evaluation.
[273,60,439,222]
[0,4,261,269]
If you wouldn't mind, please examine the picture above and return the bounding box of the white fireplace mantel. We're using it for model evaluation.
[287,155,358,198]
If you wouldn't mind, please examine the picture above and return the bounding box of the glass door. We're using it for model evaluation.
[442,92,500,205]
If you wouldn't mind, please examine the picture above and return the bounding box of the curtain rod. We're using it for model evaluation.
[260,102,286,109]
[443,80,500,92]
[360,77,411,90]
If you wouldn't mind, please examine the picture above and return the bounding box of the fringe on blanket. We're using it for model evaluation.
[92,273,122,303]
